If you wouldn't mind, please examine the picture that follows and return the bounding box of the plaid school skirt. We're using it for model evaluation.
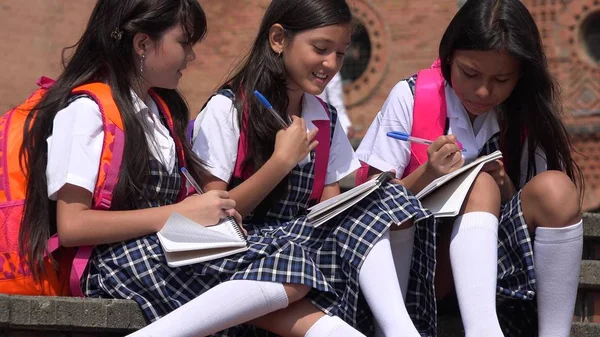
[83,156,437,336]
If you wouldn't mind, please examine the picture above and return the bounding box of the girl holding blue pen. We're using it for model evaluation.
[357,1,584,336]
[185,0,435,336]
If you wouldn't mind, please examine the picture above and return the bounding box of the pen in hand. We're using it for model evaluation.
[253,90,290,129]
[386,131,466,152]
[180,167,204,194]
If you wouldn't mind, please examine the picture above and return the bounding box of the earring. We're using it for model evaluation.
[140,53,146,74]
[278,50,283,57]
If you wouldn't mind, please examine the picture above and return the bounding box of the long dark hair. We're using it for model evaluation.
[20,0,209,278]
[221,0,352,213]
[439,0,584,192]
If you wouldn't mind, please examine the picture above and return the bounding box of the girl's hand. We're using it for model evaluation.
[272,116,319,169]
[424,135,464,179]
[482,159,517,203]
[175,190,237,227]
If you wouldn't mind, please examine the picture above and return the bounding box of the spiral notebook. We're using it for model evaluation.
[416,150,503,217]
[157,212,248,267]
[307,172,394,227]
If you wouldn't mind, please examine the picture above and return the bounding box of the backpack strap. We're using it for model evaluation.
[402,60,447,178]
[310,97,331,204]
[233,95,331,204]
[64,84,185,297]
[149,91,188,202]
[355,59,447,185]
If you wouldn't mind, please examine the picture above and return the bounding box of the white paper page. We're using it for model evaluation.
[416,151,502,199]
[420,163,485,217]
[310,185,380,227]
[163,246,249,268]
[158,213,245,252]
[308,178,377,215]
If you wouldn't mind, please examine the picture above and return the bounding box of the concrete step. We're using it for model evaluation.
[437,318,600,337]
[0,294,144,334]
[580,260,600,290]
[571,322,600,337]
[583,212,600,239]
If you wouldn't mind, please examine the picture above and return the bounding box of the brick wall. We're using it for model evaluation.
[0,0,455,122]
[1,0,598,209]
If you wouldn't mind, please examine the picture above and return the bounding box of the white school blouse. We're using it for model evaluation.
[46,91,176,200]
[355,80,547,188]
[192,93,361,185]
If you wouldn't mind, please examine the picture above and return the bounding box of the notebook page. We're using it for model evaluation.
[420,163,484,217]
[416,151,502,199]
[158,213,245,252]
[308,178,378,214]
[163,245,249,267]
[310,184,381,227]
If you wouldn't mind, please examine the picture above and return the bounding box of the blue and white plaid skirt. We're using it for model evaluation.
[83,112,437,336]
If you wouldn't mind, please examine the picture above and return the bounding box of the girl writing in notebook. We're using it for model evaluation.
[356,0,584,336]
[180,0,433,336]
[15,0,276,336]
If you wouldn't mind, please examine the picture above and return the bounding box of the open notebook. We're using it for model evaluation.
[307,172,394,227]
[417,150,503,217]
[157,212,248,267]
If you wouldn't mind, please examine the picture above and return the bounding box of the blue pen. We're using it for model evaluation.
[180,167,204,194]
[387,131,466,151]
[253,90,290,129]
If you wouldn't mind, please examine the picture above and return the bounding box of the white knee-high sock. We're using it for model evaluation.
[535,220,583,337]
[127,280,289,337]
[390,225,415,299]
[359,230,420,337]
[450,212,503,337]
[304,315,366,337]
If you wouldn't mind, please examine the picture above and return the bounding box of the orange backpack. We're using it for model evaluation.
[0,77,188,296]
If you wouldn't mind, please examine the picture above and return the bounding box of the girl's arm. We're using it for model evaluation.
[320,183,341,202]
[205,117,318,218]
[367,135,464,195]
[57,184,237,247]
[482,159,517,203]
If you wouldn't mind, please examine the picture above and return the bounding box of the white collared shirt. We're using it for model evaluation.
[192,93,360,185]
[46,90,176,200]
[356,79,547,188]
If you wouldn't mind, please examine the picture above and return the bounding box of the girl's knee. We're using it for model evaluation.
[522,170,581,227]
[463,172,501,215]
[283,284,311,303]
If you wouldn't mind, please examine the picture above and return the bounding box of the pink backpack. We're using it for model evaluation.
[355,60,446,185]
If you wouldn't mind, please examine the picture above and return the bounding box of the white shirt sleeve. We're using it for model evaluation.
[192,95,240,183]
[46,98,104,200]
[355,81,415,178]
[325,111,361,184]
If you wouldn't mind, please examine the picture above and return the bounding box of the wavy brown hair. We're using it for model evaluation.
[19,0,210,279]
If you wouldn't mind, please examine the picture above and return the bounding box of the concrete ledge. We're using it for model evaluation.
[571,322,600,337]
[584,212,600,239]
[580,260,600,290]
[0,294,145,333]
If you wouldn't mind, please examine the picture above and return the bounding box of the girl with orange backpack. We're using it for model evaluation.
[12,0,299,335]
[356,0,584,336]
